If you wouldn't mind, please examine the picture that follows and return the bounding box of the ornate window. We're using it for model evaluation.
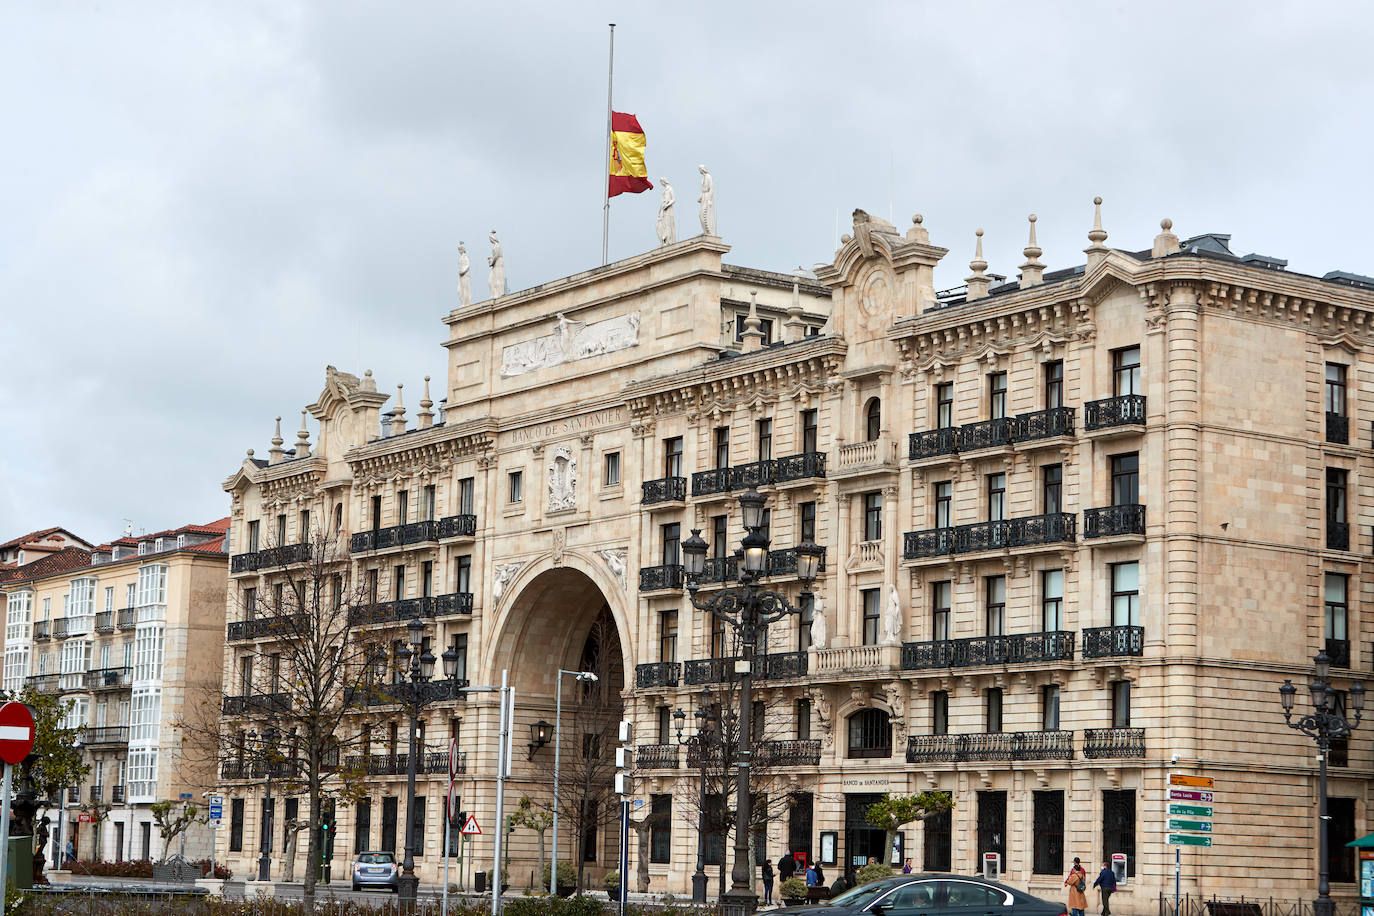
[846,708,892,759]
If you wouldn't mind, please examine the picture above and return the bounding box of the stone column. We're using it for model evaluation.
[835,493,853,643]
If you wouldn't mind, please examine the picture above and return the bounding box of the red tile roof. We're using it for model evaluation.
[184,536,227,554]
[0,527,90,552]
[0,547,94,584]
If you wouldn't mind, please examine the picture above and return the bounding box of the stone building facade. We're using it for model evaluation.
[218,206,1372,906]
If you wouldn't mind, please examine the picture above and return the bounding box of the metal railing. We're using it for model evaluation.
[94,611,114,634]
[1081,625,1145,659]
[117,608,137,629]
[730,459,776,490]
[349,597,437,626]
[89,785,103,802]
[66,786,79,804]
[227,614,307,642]
[638,564,685,591]
[698,555,739,585]
[766,546,827,577]
[908,427,960,460]
[435,592,474,616]
[689,738,823,768]
[692,468,733,497]
[905,730,1074,763]
[85,727,130,745]
[908,408,1076,462]
[903,513,1075,559]
[351,520,441,553]
[1327,411,1349,445]
[1082,727,1145,758]
[438,514,477,538]
[1083,504,1146,538]
[957,417,1013,452]
[54,618,70,638]
[1084,394,1146,430]
[111,785,126,804]
[231,542,312,573]
[900,631,1076,670]
[32,620,51,640]
[85,667,132,690]
[24,675,59,693]
[1158,893,1366,916]
[220,760,302,780]
[342,750,459,776]
[774,451,826,484]
[633,744,680,769]
[221,693,292,716]
[641,477,687,505]
[343,678,468,708]
[1013,406,1076,442]
[635,662,681,689]
[683,651,808,685]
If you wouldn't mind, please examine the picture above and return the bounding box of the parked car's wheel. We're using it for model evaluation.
[352,882,359,892]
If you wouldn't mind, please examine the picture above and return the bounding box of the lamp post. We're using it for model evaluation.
[1279,650,1366,916]
[681,488,822,916]
[246,728,278,883]
[674,687,719,904]
[395,616,461,909]
[549,668,598,895]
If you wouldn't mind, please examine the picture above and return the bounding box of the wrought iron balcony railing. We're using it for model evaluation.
[692,468,733,497]
[231,542,312,573]
[85,727,130,745]
[766,546,828,578]
[730,459,776,490]
[1328,520,1351,552]
[351,521,440,553]
[54,618,70,638]
[900,631,1076,670]
[1083,394,1146,431]
[67,787,79,804]
[343,678,469,708]
[32,620,50,640]
[435,592,474,616]
[682,651,808,685]
[1081,625,1144,659]
[635,662,681,689]
[909,427,960,461]
[774,451,826,484]
[1327,411,1349,445]
[1012,406,1076,443]
[438,514,477,539]
[349,597,438,626]
[85,667,132,690]
[641,477,687,505]
[638,564,685,591]
[698,555,739,585]
[903,513,1076,559]
[117,608,137,630]
[220,760,303,780]
[905,730,1074,763]
[1326,637,1351,669]
[227,614,307,642]
[94,611,115,634]
[909,408,1076,462]
[688,738,822,768]
[957,418,1014,452]
[1083,504,1146,538]
[691,453,825,497]
[633,744,681,769]
[111,785,126,804]
[222,693,293,716]
[1082,727,1145,758]
[342,750,458,776]
[24,675,59,693]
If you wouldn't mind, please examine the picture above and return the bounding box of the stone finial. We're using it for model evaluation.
[294,410,311,458]
[784,272,807,343]
[1152,217,1181,258]
[741,291,766,353]
[965,229,991,301]
[906,213,930,245]
[390,384,407,435]
[360,369,377,392]
[1019,214,1046,289]
[246,448,255,458]
[417,376,435,429]
[268,416,285,465]
[1084,196,1110,266]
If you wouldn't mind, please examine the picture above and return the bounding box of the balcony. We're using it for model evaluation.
[812,644,901,675]
[1083,504,1145,539]
[731,459,777,490]
[351,521,440,553]
[766,546,827,578]
[88,785,102,803]
[67,786,80,804]
[1328,520,1351,552]
[682,651,808,685]
[909,408,1076,464]
[957,418,1013,453]
[221,693,292,716]
[698,555,739,585]
[342,750,458,776]
[1083,394,1146,432]
[690,455,824,493]
[635,662,681,689]
[117,608,136,630]
[905,730,1074,763]
[774,451,826,484]
[85,726,130,745]
[58,673,86,693]
[226,614,307,642]
[1013,406,1076,444]
[111,785,126,804]
[1326,637,1351,669]
[25,675,59,693]
[689,739,823,768]
[349,598,437,626]
[435,592,474,616]
[231,542,312,573]
[221,760,302,781]
[641,477,687,506]
[54,618,70,639]
[1327,411,1349,445]
[900,632,1076,671]
[94,611,114,634]
[634,744,680,769]
[344,678,468,708]
[1082,727,1145,759]
[692,468,733,497]
[903,513,1076,560]
[438,514,477,539]
[836,437,895,474]
[639,564,685,592]
[909,427,960,461]
[85,667,132,691]
[32,620,51,640]
[1081,625,1144,659]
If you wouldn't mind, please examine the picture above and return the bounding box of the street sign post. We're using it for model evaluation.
[1168,834,1212,847]
[461,814,482,836]
[1167,772,1216,916]
[0,701,36,897]
[1169,774,1214,788]
[1168,789,1214,803]
[1168,803,1213,818]
[1168,819,1213,833]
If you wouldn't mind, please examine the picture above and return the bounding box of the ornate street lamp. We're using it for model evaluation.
[680,488,820,916]
[675,688,719,904]
[246,727,280,883]
[1279,650,1366,916]
[396,616,460,909]
[528,720,553,759]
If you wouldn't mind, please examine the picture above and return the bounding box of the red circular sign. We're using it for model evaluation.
[0,702,35,765]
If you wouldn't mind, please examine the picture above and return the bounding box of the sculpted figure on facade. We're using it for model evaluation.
[810,687,833,747]
[656,178,676,246]
[493,561,523,600]
[697,165,716,236]
[548,445,577,512]
[458,242,472,307]
[883,681,908,743]
[488,230,506,298]
[810,594,828,650]
[883,584,903,645]
[500,311,642,378]
[597,546,629,590]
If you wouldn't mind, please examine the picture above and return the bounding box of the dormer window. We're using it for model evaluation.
[154,538,165,552]
[137,542,148,556]
[176,535,186,549]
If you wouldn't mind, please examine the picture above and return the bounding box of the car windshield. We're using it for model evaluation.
[826,881,901,909]
[358,853,395,864]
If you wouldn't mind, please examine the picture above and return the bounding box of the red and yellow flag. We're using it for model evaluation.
[608,112,652,197]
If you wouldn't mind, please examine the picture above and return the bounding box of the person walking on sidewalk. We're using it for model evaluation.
[1064,857,1088,916]
[762,858,775,905]
[778,853,795,883]
[1093,860,1117,916]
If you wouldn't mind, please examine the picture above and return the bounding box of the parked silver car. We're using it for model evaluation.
[351,851,399,893]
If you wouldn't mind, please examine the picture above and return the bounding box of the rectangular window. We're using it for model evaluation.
[1111,680,1131,728]
[1042,464,1063,515]
[410,796,425,857]
[136,564,167,609]
[1112,346,1141,396]
[366,569,379,604]
[455,555,472,594]
[863,492,883,541]
[664,437,684,479]
[934,481,952,529]
[986,687,1003,733]
[757,419,773,461]
[458,477,475,515]
[710,615,728,658]
[861,588,881,646]
[712,516,728,559]
[1042,685,1061,731]
[422,485,436,521]
[582,800,599,862]
[795,698,811,740]
[932,581,952,641]
[130,687,162,742]
[660,611,678,662]
[976,791,1007,873]
[421,561,433,598]
[450,634,468,682]
[247,521,260,553]
[230,798,245,852]
[371,495,383,530]
[798,593,814,652]
[104,586,114,614]
[1330,797,1357,883]
[661,523,681,567]
[1326,572,1349,642]
[603,452,621,487]
[508,471,523,503]
[397,491,409,526]
[799,501,817,543]
[1110,453,1139,505]
[276,514,288,545]
[381,796,398,855]
[1330,691,1350,765]
[1032,791,1064,875]
[923,808,952,872]
[133,627,164,682]
[987,473,1006,522]
[935,383,954,429]
[789,793,814,864]
[714,426,731,469]
[1110,562,1140,626]
[1326,363,1348,416]
[988,372,1008,420]
[985,576,1006,636]
[393,565,406,602]
[649,795,672,864]
[656,706,671,745]
[1042,569,1064,631]
[932,690,949,736]
[802,409,819,454]
[300,508,311,539]
[1045,360,1064,410]
[1101,790,1136,877]
[1328,468,1348,550]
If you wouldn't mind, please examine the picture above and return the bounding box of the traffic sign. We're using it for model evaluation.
[209,794,223,828]
[449,738,461,781]
[1168,834,1212,847]
[179,792,193,800]
[1168,804,1213,818]
[0,703,35,765]
[447,783,460,825]
[1169,774,1214,788]
[1168,819,1212,833]
[78,813,93,823]
[460,814,481,836]
[1169,789,1213,803]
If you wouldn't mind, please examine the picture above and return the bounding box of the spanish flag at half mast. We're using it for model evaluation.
[608,112,652,197]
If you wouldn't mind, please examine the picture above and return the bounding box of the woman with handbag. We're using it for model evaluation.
[1064,857,1088,916]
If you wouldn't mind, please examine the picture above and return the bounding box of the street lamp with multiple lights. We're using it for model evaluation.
[674,687,720,904]
[395,616,460,908]
[680,487,822,916]
[245,727,279,882]
[1279,650,1366,916]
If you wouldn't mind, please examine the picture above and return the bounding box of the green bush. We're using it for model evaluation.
[564,895,607,916]
[780,876,808,899]
[856,863,894,886]
[542,860,578,888]
[506,895,606,916]
[603,871,620,894]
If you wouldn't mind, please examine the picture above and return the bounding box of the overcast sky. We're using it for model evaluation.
[4,2,1373,543]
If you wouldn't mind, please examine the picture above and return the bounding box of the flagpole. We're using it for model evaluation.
[602,23,615,265]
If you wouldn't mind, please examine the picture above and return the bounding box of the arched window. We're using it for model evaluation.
[864,398,882,442]
[847,708,892,759]
[333,503,344,533]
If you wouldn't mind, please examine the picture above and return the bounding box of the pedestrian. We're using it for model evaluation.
[903,857,913,875]
[813,863,825,887]
[762,857,775,905]
[1093,860,1117,916]
[805,863,819,887]
[1065,857,1088,916]
[778,852,796,882]
[64,839,74,867]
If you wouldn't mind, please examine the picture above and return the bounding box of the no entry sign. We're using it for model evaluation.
[0,703,35,765]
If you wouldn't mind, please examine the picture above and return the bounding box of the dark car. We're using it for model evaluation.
[776,875,1065,916]
[351,851,399,893]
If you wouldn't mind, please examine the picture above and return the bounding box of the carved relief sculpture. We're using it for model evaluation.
[547,445,577,512]
[501,311,642,378]
[810,594,828,650]
[597,547,629,590]
[493,561,524,600]
[883,584,903,645]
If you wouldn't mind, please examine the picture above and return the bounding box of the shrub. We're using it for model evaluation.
[603,871,621,894]
[856,863,894,886]
[780,876,808,900]
[506,896,606,916]
[68,859,155,878]
[542,861,578,889]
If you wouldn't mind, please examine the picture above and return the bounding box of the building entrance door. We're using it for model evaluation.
[844,794,886,878]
